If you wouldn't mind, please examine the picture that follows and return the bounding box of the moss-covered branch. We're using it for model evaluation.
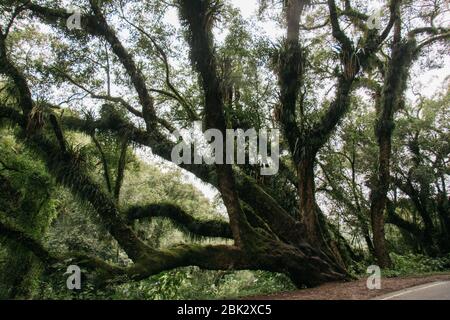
[127,244,248,281]
[309,75,354,154]
[386,201,424,239]
[310,0,400,153]
[0,216,127,280]
[0,218,58,266]
[327,0,353,53]
[126,203,232,239]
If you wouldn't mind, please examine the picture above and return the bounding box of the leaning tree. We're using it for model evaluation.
[0,0,448,288]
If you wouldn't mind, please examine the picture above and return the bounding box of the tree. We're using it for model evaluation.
[0,0,448,292]
[387,88,450,255]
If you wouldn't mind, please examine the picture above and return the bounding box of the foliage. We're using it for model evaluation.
[38,267,295,300]
[383,253,450,277]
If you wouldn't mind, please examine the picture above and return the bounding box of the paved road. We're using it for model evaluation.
[374,281,450,300]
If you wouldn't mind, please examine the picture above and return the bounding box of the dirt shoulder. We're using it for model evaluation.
[246,273,450,300]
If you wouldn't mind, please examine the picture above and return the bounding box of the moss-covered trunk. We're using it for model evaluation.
[369,14,415,268]
[369,137,393,268]
[298,155,321,245]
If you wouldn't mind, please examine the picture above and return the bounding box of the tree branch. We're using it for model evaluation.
[327,0,353,52]
[127,244,249,281]
[51,66,144,118]
[91,133,113,194]
[114,134,128,201]
[126,203,232,239]
[119,11,199,121]
[414,32,450,55]
[0,218,58,265]
[22,0,158,129]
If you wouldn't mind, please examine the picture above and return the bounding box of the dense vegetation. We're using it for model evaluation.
[0,0,448,299]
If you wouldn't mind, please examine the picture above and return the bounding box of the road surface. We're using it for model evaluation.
[374,281,450,300]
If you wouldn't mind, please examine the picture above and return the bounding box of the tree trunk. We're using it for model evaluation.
[371,216,391,268]
[369,12,414,268]
[298,155,321,244]
[370,138,393,268]
[436,192,450,251]
[298,155,350,269]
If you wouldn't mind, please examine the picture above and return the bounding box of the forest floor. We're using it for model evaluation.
[246,273,450,300]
